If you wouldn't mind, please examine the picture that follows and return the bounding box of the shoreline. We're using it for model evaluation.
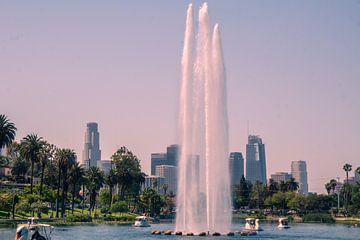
[1,217,359,228]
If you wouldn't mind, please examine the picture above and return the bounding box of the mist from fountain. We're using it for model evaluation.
[176,3,231,234]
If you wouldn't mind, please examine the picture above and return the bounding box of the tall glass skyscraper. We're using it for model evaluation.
[229,152,244,187]
[82,122,101,168]
[246,135,267,184]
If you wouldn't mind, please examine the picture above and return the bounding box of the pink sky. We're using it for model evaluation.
[1,1,359,193]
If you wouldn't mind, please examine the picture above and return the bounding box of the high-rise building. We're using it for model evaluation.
[151,153,167,175]
[246,135,267,184]
[270,172,292,184]
[229,152,244,187]
[156,165,177,194]
[291,160,308,194]
[143,175,166,194]
[97,160,112,174]
[150,144,179,175]
[166,144,179,166]
[82,122,101,169]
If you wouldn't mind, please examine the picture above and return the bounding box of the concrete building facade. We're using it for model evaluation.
[82,122,101,169]
[291,160,308,194]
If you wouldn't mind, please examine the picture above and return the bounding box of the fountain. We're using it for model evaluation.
[176,3,231,234]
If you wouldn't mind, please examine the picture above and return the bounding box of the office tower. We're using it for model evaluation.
[82,122,101,168]
[291,160,308,194]
[143,176,166,194]
[229,152,244,187]
[151,153,167,175]
[97,160,112,174]
[355,171,360,183]
[166,144,179,166]
[156,165,177,194]
[246,135,267,183]
[270,172,292,184]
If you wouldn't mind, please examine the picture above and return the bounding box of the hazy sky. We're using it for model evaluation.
[1,1,359,193]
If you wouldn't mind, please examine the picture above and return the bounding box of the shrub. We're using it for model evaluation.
[66,214,92,222]
[110,201,128,214]
[302,213,335,223]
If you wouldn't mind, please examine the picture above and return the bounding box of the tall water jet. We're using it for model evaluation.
[176,3,231,234]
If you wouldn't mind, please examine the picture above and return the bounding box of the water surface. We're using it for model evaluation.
[1,222,359,240]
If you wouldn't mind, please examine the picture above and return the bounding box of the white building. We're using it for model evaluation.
[143,175,165,194]
[291,160,308,194]
[155,165,177,194]
[270,172,292,184]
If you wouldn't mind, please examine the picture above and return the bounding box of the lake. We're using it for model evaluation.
[1,222,359,240]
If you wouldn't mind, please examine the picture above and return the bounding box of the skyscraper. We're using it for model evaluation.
[151,153,167,175]
[82,122,101,168]
[246,135,267,184]
[156,165,177,194]
[229,152,244,187]
[291,160,308,194]
[166,144,179,166]
[150,144,179,175]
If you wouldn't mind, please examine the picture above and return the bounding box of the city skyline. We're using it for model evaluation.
[1,1,359,193]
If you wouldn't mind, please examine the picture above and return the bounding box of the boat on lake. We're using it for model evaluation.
[133,216,150,227]
[245,218,263,231]
[15,218,54,240]
[278,217,291,229]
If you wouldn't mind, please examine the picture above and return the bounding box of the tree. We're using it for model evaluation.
[141,187,165,216]
[286,178,299,192]
[250,181,267,209]
[325,182,332,195]
[60,149,76,218]
[329,179,337,194]
[86,166,104,212]
[110,201,128,215]
[54,148,76,218]
[11,157,29,182]
[20,134,44,194]
[104,169,117,208]
[268,179,279,196]
[279,181,288,192]
[343,163,352,212]
[37,143,55,198]
[0,114,17,149]
[111,147,145,200]
[69,161,84,214]
[234,175,251,208]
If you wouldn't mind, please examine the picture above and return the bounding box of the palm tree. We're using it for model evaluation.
[20,134,44,194]
[325,182,332,195]
[287,178,299,191]
[279,181,288,192]
[329,179,337,194]
[343,163,352,211]
[0,114,17,149]
[268,178,279,195]
[54,148,76,218]
[104,169,117,207]
[69,162,84,214]
[60,149,76,218]
[37,143,55,198]
[86,166,104,213]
